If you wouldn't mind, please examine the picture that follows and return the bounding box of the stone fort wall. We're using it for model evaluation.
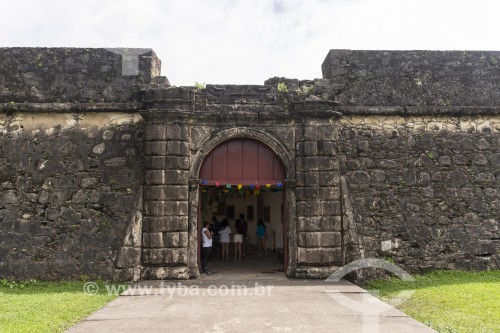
[0,48,498,281]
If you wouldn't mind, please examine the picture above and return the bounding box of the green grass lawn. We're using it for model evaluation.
[366,270,500,333]
[0,280,119,333]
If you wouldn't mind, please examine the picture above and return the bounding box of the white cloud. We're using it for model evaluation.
[1,0,499,85]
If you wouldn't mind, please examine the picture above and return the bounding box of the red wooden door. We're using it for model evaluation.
[200,139,285,185]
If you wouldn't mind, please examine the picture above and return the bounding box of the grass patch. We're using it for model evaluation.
[366,270,500,333]
[0,280,119,333]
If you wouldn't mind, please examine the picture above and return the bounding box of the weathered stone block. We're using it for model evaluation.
[380,159,398,169]
[164,232,188,247]
[164,201,189,216]
[144,186,166,201]
[165,170,189,184]
[166,141,189,156]
[165,156,190,170]
[166,124,188,140]
[473,154,488,166]
[144,216,189,232]
[165,185,189,200]
[145,170,165,185]
[145,141,167,156]
[297,201,320,216]
[319,171,340,186]
[321,200,341,216]
[145,156,166,170]
[144,201,166,216]
[296,187,319,201]
[142,266,190,280]
[351,171,370,185]
[491,153,500,167]
[317,156,338,171]
[116,247,141,268]
[145,124,167,141]
[439,155,451,166]
[301,126,335,141]
[164,248,188,264]
[303,141,318,155]
[142,233,150,247]
[317,141,336,156]
[142,248,164,265]
[318,187,340,201]
[297,247,341,265]
[453,155,468,165]
[298,231,341,247]
[148,232,164,247]
[297,171,319,186]
[82,177,98,188]
[447,170,469,186]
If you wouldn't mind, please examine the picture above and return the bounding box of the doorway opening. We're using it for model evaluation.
[198,138,287,276]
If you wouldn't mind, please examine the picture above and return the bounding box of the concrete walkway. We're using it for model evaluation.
[67,256,435,333]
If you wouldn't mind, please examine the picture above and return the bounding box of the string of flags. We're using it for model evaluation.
[199,180,284,195]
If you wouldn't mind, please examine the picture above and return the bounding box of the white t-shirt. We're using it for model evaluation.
[219,226,232,243]
[202,227,212,247]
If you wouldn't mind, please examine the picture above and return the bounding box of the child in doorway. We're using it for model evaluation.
[256,219,268,256]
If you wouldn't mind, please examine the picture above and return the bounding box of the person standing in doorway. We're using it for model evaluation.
[239,213,250,256]
[201,221,214,275]
[233,219,244,261]
[256,220,268,256]
[218,219,232,261]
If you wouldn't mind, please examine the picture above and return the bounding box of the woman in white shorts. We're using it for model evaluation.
[233,219,244,261]
[219,219,231,261]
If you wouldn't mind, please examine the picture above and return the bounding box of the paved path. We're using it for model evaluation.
[67,256,435,333]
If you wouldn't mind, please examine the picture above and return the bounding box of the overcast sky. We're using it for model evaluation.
[1,0,499,85]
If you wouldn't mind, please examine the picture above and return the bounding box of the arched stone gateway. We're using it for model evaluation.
[193,135,292,276]
[140,104,345,280]
[185,128,300,278]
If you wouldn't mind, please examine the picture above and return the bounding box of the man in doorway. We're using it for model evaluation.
[201,221,215,275]
[211,216,221,255]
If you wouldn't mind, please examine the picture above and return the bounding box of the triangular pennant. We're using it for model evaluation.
[265,184,271,188]
[226,184,231,189]
[277,182,283,188]
[201,180,208,185]
[237,184,243,190]
[215,181,220,187]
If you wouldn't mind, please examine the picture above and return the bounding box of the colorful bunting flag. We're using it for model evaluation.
[226,184,231,189]
[277,182,283,188]
[237,184,243,190]
[265,184,271,188]
[215,181,220,187]
[201,180,208,185]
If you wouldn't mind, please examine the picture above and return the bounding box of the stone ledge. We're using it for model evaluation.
[293,265,340,279]
[338,106,500,116]
[141,266,190,280]
[0,102,140,112]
